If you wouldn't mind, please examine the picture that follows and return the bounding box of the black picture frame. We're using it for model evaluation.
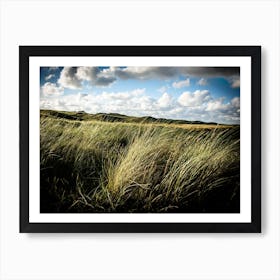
[19,46,261,233]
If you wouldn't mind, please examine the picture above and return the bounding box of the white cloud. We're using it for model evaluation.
[58,67,82,89]
[40,88,240,124]
[205,97,240,124]
[172,78,190,89]
[45,74,55,81]
[206,98,230,112]
[41,89,146,113]
[40,82,63,96]
[197,78,208,86]
[178,90,210,107]
[168,107,185,118]
[136,96,155,111]
[100,88,145,100]
[157,93,173,108]
[76,67,98,81]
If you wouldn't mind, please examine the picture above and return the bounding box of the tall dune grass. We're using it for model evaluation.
[40,114,240,213]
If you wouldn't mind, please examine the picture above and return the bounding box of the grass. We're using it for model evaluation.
[40,110,240,213]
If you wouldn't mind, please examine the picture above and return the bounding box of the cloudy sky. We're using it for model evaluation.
[40,66,240,124]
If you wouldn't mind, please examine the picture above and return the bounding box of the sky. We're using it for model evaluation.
[40,66,240,124]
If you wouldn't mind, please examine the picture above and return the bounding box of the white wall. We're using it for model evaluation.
[0,0,279,279]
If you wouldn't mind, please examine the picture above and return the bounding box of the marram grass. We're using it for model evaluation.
[40,111,240,213]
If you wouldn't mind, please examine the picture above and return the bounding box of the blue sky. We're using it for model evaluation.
[40,66,240,124]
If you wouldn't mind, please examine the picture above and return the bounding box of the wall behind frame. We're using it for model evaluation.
[0,0,279,279]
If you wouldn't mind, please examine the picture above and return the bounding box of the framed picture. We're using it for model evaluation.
[20,46,261,233]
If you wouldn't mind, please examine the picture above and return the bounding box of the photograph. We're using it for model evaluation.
[39,65,241,214]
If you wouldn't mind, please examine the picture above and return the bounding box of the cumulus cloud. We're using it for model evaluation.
[76,67,116,87]
[205,97,240,124]
[58,67,82,89]
[172,78,190,89]
[178,90,211,107]
[206,98,230,112]
[40,82,63,96]
[76,67,99,81]
[57,67,117,89]
[197,78,208,86]
[40,86,240,124]
[157,93,173,108]
[41,93,93,112]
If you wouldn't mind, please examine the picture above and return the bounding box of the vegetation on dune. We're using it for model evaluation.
[40,110,240,213]
[40,109,227,126]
